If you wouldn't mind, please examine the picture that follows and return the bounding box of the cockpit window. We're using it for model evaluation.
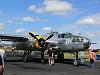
[72,36,80,42]
[64,34,68,38]
[58,33,72,38]
[68,33,72,36]
[72,38,75,42]
[80,38,84,42]
[62,34,65,38]
[58,34,64,38]
[58,34,61,38]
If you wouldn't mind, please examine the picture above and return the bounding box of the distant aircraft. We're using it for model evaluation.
[0,31,93,65]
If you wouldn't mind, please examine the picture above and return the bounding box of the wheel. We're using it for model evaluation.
[73,59,79,66]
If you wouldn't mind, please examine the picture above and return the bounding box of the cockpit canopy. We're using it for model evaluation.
[72,36,90,43]
[58,33,73,38]
[72,36,82,42]
[57,33,90,43]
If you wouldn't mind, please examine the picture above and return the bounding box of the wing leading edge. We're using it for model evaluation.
[0,34,28,42]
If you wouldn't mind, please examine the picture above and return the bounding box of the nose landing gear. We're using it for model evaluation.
[73,51,79,66]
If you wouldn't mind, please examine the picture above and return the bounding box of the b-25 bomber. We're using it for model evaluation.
[0,31,92,65]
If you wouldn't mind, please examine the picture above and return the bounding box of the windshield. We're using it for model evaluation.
[72,36,81,42]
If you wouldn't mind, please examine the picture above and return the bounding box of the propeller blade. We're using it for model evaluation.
[45,34,54,40]
[29,32,38,40]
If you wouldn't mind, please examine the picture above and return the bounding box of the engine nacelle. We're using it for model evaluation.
[34,35,46,49]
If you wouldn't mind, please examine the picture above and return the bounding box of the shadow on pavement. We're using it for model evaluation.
[5,55,89,67]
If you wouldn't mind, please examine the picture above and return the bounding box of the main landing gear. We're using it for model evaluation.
[41,50,45,63]
[57,52,64,63]
[22,50,32,62]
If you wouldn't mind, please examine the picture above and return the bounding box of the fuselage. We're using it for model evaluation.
[46,32,91,52]
[14,32,91,52]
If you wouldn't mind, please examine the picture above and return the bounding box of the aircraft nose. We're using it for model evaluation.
[86,38,91,45]
[83,38,91,49]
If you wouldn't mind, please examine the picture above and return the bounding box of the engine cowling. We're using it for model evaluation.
[34,35,46,49]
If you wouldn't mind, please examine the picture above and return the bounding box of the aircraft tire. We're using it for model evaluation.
[73,59,79,66]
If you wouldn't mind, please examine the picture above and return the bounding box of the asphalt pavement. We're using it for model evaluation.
[4,56,100,75]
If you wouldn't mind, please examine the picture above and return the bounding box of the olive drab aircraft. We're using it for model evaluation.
[0,31,94,65]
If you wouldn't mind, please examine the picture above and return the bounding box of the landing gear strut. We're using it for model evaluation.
[22,50,32,62]
[57,52,64,63]
[41,50,44,63]
[73,51,79,66]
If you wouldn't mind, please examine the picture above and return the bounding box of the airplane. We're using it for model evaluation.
[0,31,92,65]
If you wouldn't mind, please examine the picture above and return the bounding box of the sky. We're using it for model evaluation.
[0,0,100,49]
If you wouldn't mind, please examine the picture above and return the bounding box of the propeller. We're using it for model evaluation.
[45,34,54,41]
[29,32,38,40]
[29,32,54,48]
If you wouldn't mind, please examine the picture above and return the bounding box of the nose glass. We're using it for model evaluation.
[84,38,91,49]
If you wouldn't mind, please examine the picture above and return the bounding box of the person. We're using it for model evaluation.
[80,51,84,63]
[48,48,55,66]
[89,49,96,69]
[0,45,6,75]
[11,46,16,55]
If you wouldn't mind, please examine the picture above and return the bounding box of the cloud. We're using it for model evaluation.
[76,13,100,25]
[8,20,14,23]
[83,32,95,38]
[22,17,35,22]
[15,28,30,38]
[8,16,48,24]
[42,27,52,31]
[44,0,73,12]
[15,28,26,33]
[21,17,48,22]
[0,23,5,30]
[28,0,73,15]
[79,31,100,39]
[28,5,37,12]
[63,24,78,30]
[28,5,45,13]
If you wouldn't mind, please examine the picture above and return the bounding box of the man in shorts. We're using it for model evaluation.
[89,49,96,69]
[48,48,55,66]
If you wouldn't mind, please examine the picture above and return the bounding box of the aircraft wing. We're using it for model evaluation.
[0,34,28,42]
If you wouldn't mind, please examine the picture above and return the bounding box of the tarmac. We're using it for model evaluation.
[4,55,100,75]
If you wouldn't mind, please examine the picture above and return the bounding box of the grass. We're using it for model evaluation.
[64,51,100,61]
[3,46,100,62]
